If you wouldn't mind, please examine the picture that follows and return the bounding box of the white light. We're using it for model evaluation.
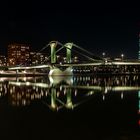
[102,52,105,56]
[121,92,124,99]
[23,70,26,73]
[0,70,3,74]
[103,95,105,101]
[26,82,30,86]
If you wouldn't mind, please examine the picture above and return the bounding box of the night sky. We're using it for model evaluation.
[0,1,140,59]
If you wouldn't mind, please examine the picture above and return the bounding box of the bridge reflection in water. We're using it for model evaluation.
[0,75,139,112]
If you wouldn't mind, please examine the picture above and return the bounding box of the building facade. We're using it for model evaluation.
[0,55,7,66]
[29,52,48,65]
[8,44,30,66]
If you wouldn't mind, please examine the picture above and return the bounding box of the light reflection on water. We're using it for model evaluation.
[0,75,139,111]
[0,75,140,139]
[0,75,139,109]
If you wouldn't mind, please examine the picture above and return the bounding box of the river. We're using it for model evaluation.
[0,75,139,140]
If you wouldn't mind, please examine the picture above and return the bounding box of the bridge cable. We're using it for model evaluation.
[64,45,102,62]
[73,44,103,60]
[46,43,103,62]
[37,43,50,53]
[27,41,64,65]
[47,46,65,59]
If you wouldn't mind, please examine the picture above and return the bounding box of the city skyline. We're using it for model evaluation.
[0,1,139,58]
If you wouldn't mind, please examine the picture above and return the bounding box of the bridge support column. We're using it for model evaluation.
[66,88,73,109]
[65,43,73,63]
[16,70,19,79]
[51,88,57,110]
[50,42,57,64]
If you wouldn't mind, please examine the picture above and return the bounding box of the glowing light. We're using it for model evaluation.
[66,102,73,109]
[74,89,77,96]
[138,91,140,98]
[121,92,124,99]
[104,87,108,93]
[51,103,57,109]
[60,86,62,91]
[138,120,140,126]
[88,91,94,95]
[23,70,26,73]
[57,92,60,97]
[49,75,54,83]
[45,92,48,96]
[121,54,124,58]
[0,70,4,74]
[112,86,140,91]
[50,43,56,47]
[26,82,30,86]
[64,88,66,95]
[103,95,105,101]
[23,77,27,81]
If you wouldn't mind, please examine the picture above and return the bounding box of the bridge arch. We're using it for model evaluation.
[49,41,73,64]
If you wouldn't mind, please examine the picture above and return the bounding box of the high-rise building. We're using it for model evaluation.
[7,43,30,66]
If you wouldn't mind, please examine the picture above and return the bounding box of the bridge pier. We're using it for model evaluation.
[48,42,74,76]
[65,43,73,63]
[50,41,57,64]
[51,88,57,110]
[49,66,73,76]
[66,88,73,109]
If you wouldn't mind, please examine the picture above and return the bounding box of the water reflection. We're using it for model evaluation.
[0,76,139,140]
[0,75,139,112]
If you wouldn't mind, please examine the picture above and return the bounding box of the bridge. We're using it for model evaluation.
[4,41,140,76]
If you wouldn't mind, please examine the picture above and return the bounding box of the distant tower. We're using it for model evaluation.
[139,33,140,59]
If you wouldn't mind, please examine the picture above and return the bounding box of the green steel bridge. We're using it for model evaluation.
[1,41,140,75]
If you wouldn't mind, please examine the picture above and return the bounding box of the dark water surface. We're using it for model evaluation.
[0,75,139,140]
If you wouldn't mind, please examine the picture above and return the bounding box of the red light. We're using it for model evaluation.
[138,120,140,126]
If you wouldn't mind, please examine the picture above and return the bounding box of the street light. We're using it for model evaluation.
[102,52,105,58]
[121,54,124,60]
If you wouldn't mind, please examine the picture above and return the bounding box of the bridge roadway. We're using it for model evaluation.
[7,60,140,70]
